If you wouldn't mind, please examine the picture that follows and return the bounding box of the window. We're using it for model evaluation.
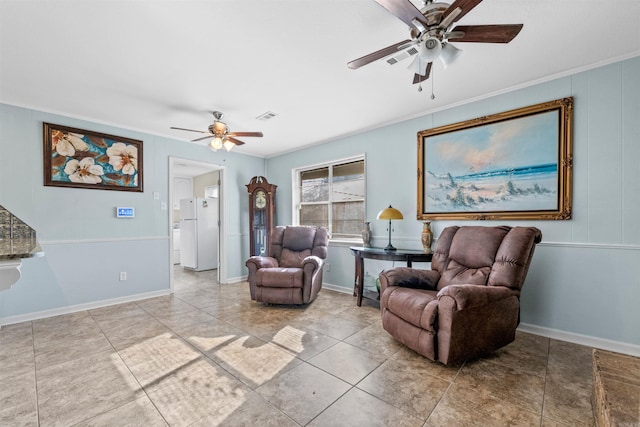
[294,156,365,240]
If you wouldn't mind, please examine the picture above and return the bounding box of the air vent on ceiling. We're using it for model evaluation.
[386,46,419,67]
[256,111,278,121]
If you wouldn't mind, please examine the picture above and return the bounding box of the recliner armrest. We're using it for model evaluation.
[437,284,519,310]
[379,267,440,293]
[246,256,279,269]
[302,255,323,271]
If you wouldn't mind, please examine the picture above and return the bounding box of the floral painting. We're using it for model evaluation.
[43,123,143,192]
[417,98,573,220]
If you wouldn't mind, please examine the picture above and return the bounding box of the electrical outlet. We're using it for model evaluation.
[119,272,127,281]
[325,263,331,272]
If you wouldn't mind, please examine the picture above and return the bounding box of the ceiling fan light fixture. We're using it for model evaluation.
[419,36,442,61]
[210,136,224,151]
[223,139,235,152]
[408,54,429,76]
[440,42,462,68]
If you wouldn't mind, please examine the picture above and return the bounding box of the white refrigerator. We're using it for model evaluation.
[179,197,219,271]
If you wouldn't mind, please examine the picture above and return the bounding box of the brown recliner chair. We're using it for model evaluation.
[379,225,542,365]
[246,225,328,305]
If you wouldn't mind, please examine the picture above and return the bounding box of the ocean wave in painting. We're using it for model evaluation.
[425,163,558,213]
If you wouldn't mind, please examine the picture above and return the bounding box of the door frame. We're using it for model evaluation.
[169,156,226,291]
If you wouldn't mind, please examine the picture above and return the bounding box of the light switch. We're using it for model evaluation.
[153,192,160,200]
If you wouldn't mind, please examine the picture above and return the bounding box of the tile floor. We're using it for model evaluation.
[1,268,596,426]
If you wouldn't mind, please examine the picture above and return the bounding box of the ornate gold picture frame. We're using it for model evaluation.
[417,97,573,220]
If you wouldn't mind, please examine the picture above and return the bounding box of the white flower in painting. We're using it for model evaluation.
[64,158,104,184]
[53,131,89,157]
[106,143,138,175]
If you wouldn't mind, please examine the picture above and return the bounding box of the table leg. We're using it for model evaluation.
[354,254,364,306]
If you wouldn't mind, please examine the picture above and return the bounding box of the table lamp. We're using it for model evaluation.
[377,205,403,251]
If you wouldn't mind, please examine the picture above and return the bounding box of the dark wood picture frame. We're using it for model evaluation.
[43,123,143,192]
[417,97,573,220]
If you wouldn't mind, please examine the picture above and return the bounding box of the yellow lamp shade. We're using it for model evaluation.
[377,205,404,221]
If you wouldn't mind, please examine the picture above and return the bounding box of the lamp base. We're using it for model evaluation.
[383,244,397,251]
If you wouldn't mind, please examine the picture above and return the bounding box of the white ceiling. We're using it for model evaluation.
[1,0,639,158]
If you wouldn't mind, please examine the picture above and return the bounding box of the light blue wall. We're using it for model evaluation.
[0,103,264,321]
[266,57,640,348]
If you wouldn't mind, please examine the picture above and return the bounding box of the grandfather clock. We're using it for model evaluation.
[246,176,277,256]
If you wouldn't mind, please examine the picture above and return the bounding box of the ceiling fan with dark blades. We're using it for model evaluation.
[171,111,263,152]
[348,0,523,84]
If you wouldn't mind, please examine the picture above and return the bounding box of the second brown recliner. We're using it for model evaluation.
[246,225,328,305]
[379,225,542,365]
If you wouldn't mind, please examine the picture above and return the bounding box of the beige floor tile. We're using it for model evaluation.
[389,346,460,382]
[206,334,302,389]
[100,317,173,351]
[172,288,224,308]
[146,357,254,426]
[0,400,39,427]
[75,396,168,427]
[37,351,143,427]
[255,362,351,426]
[34,331,114,370]
[137,294,199,318]
[425,381,542,426]
[307,312,374,341]
[485,330,550,377]
[0,321,33,353]
[308,387,424,427]
[269,324,339,361]
[543,339,594,425]
[308,341,386,385]
[117,331,202,392]
[455,358,545,415]
[357,358,451,419]
[197,297,252,319]
[172,318,246,353]
[0,369,37,423]
[189,390,299,427]
[344,321,402,358]
[0,346,34,381]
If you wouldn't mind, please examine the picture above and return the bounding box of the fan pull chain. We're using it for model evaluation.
[430,68,435,100]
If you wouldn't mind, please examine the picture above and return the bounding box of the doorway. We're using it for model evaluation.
[169,156,226,292]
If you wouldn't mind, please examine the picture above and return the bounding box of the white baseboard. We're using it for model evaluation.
[222,275,247,285]
[518,323,640,357]
[0,289,170,327]
[322,283,353,294]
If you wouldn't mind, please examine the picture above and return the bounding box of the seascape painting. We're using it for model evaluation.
[417,98,573,220]
[43,123,143,192]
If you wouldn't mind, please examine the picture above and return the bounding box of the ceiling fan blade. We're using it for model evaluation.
[170,126,208,134]
[191,135,214,142]
[348,39,413,69]
[228,131,263,138]
[442,0,483,24]
[447,24,523,43]
[226,136,245,146]
[374,0,426,30]
[412,63,432,84]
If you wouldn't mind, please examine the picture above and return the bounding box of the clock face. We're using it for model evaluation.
[255,190,267,209]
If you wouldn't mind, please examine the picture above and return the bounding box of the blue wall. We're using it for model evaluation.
[0,104,264,321]
[266,57,640,350]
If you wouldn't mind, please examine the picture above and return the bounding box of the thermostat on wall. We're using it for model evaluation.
[116,207,135,218]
